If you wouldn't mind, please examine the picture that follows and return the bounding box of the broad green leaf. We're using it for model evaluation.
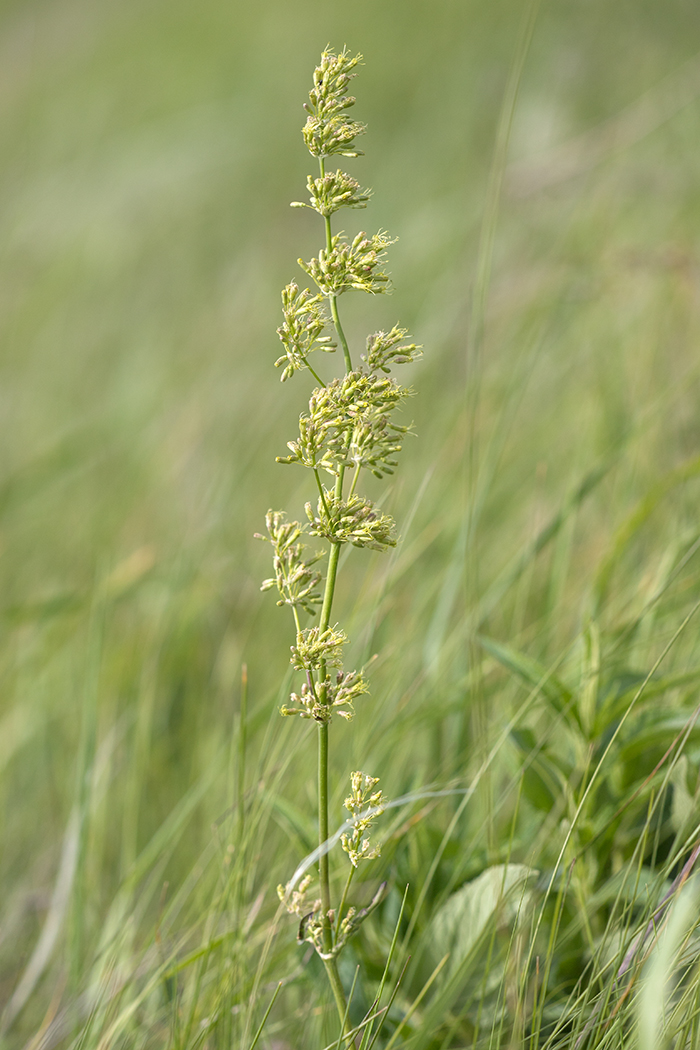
[429,863,537,979]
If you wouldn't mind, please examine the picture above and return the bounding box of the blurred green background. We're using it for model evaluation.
[3,0,700,1044]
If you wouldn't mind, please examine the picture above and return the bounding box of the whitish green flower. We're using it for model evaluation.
[276,405,337,473]
[278,370,411,478]
[302,47,365,159]
[306,491,397,551]
[363,325,422,374]
[278,874,317,919]
[299,230,395,296]
[277,371,410,478]
[333,883,386,953]
[291,170,371,217]
[255,511,325,615]
[341,771,387,868]
[290,624,347,671]
[277,878,329,954]
[345,406,412,479]
[275,283,336,382]
[281,668,368,723]
[320,371,412,477]
[319,369,403,424]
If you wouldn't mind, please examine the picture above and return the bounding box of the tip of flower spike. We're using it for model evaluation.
[302,47,366,159]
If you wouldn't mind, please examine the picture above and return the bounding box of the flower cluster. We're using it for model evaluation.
[277,873,368,960]
[302,47,365,159]
[277,783,388,960]
[363,325,423,374]
[277,876,327,955]
[276,403,335,472]
[292,169,371,217]
[278,371,410,479]
[290,624,347,671]
[333,881,387,954]
[300,230,394,296]
[341,771,387,868]
[306,491,396,551]
[278,873,318,921]
[281,668,368,723]
[325,370,406,415]
[346,405,411,478]
[275,283,336,382]
[255,511,324,615]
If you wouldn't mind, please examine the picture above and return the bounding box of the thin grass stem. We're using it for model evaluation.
[334,864,355,945]
[237,664,248,843]
[330,293,353,373]
[247,981,282,1050]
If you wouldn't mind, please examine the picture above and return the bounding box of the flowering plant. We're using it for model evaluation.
[257,46,421,1036]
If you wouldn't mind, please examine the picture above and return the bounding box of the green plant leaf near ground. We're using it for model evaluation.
[429,864,538,980]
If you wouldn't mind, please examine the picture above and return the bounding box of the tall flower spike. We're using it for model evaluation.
[260,48,423,1014]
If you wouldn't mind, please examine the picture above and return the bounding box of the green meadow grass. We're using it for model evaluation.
[3,0,700,1046]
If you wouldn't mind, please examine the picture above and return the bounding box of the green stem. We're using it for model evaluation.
[334,864,355,945]
[318,722,333,947]
[319,540,341,634]
[313,467,332,521]
[305,358,326,388]
[316,536,345,1026]
[315,152,354,1036]
[291,605,301,636]
[324,956,351,1038]
[236,664,248,844]
[319,157,353,373]
[318,723,351,1035]
[348,462,361,499]
[330,293,353,373]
